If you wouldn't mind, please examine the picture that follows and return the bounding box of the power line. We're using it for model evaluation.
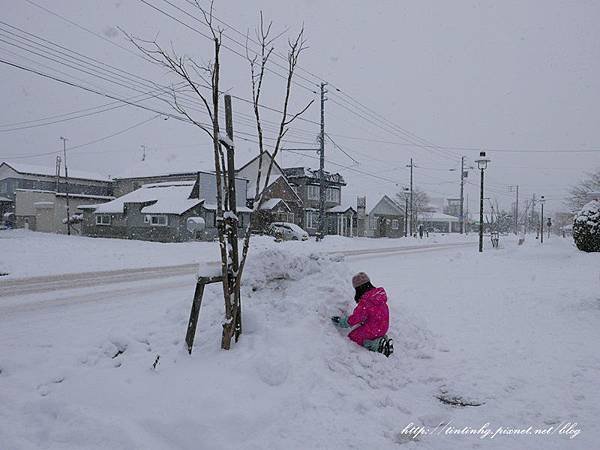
[1,115,161,159]
[139,0,318,94]
[182,0,462,165]
[0,15,320,137]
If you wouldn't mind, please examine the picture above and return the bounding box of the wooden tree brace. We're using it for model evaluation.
[185,275,223,354]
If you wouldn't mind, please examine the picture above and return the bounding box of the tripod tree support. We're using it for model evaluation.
[185,275,224,354]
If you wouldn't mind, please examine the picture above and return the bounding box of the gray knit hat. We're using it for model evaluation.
[352,272,370,288]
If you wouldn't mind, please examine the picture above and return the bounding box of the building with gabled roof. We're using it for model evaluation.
[282,166,346,235]
[236,152,304,231]
[81,180,251,242]
[367,195,406,238]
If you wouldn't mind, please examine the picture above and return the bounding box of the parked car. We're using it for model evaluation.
[268,222,309,241]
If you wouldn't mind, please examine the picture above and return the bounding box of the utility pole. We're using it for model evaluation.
[459,156,465,234]
[531,193,537,236]
[515,185,519,234]
[508,185,519,234]
[540,196,545,244]
[317,82,327,241]
[406,158,415,235]
[60,136,71,236]
[55,155,61,192]
[402,187,410,237]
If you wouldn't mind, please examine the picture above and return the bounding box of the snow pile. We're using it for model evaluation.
[0,247,438,449]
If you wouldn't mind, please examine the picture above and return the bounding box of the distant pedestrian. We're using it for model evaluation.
[418,224,424,239]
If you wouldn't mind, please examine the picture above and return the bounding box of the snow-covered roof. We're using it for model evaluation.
[260,198,290,211]
[0,196,12,202]
[368,195,403,216]
[111,152,215,179]
[2,162,111,182]
[15,188,114,201]
[282,167,346,185]
[421,212,459,222]
[93,182,202,215]
[202,203,253,213]
[327,204,356,214]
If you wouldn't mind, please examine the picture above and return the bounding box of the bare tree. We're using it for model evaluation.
[234,14,313,296]
[123,1,240,349]
[566,169,600,212]
[123,4,312,350]
[396,187,431,223]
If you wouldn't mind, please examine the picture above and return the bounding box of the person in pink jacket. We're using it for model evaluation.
[331,272,393,357]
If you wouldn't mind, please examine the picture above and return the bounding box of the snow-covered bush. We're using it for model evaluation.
[573,200,600,252]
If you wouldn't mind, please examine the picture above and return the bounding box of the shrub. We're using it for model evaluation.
[573,200,600,252]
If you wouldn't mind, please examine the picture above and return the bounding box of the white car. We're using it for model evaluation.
[269,222,309,241]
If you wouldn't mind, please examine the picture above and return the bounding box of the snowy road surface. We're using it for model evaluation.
[1,235,598,450]
[0,241,474,299]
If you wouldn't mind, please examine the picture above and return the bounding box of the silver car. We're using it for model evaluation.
[269,222,309,241]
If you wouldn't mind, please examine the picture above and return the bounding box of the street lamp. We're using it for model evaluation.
[539,195,546,243]
[475,151,490,252]
[403,187,410,237]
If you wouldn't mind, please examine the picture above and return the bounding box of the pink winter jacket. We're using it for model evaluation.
[347,287,389,346]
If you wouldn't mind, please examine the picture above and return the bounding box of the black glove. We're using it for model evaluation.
[331,316,341,324]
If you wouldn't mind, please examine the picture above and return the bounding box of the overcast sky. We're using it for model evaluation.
[1,0,599,214]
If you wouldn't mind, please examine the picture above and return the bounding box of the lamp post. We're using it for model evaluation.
[540,195,546,244]
[403,187,409,237]
[475,151,490,252]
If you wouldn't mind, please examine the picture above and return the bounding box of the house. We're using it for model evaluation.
[367,195,406,238]
[0,161,113,231]
[0,162,112,203]
[14,189,114,234]
[282,166,347,235]
[420,212,460,233]
[236,152,303,231]
[81,178,251,242]
[327,202,357,237]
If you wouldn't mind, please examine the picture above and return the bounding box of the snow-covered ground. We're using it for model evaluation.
[0,229,474,279]
[1,232,598,449]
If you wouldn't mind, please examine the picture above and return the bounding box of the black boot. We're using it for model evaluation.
[377,336,394,358]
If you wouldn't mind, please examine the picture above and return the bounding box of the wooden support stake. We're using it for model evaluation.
[185,275,223,354]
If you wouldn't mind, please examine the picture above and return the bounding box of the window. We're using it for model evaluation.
[392,219,399,230]
[307,185,319,200]
[326,188,340,203]
[0,182,7,193]
[149,215,168,226]
[96,215,111,225]
[305,210,318,229]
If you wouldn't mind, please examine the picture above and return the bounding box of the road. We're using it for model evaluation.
[0,242,475,316]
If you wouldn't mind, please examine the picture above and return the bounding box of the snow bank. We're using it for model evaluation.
[0,247,436,449]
